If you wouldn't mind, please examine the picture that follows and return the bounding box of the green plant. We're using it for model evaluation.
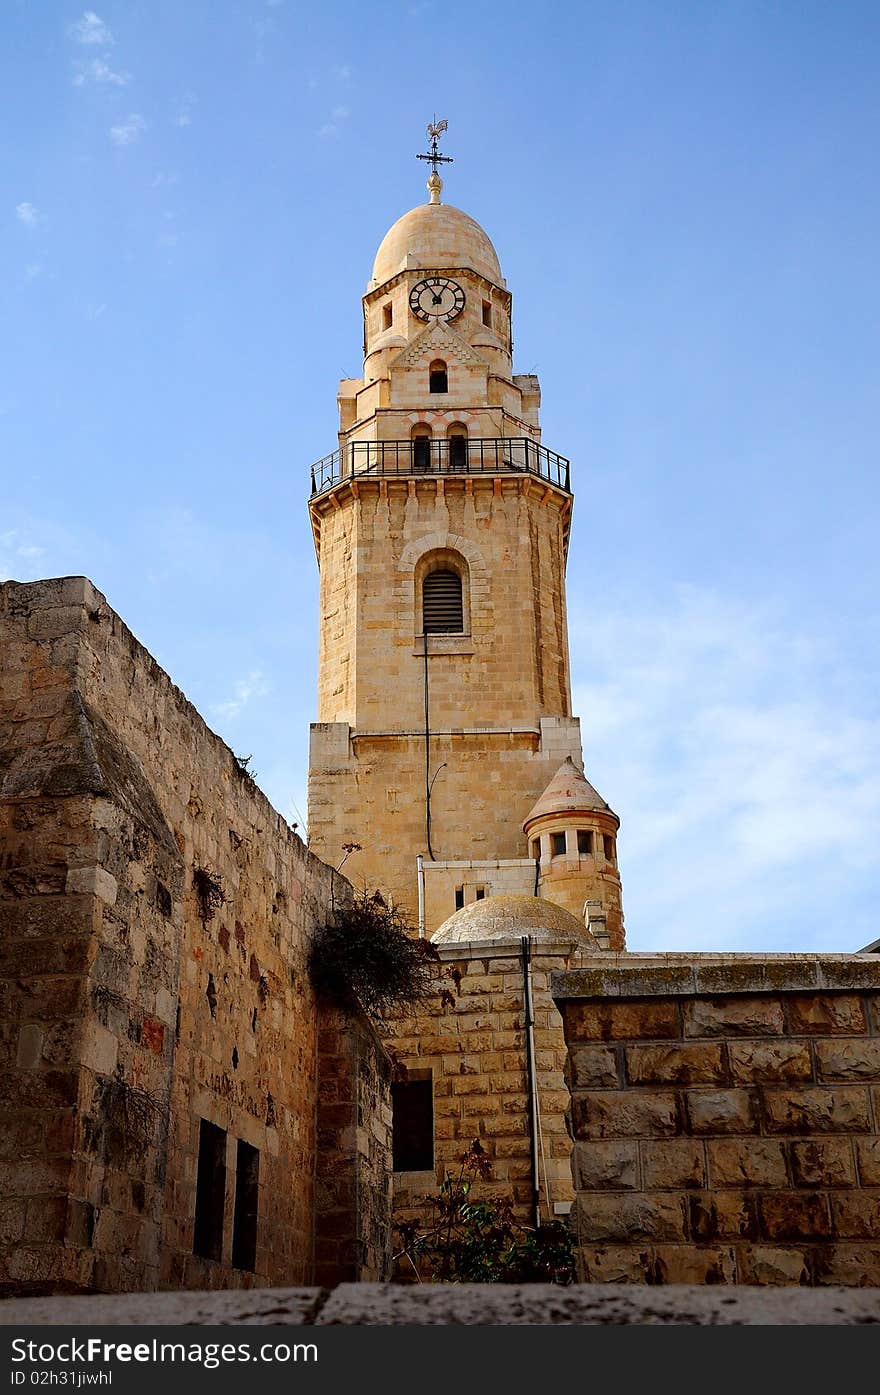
[308,887,439,1022]
[394,1141,575,1285]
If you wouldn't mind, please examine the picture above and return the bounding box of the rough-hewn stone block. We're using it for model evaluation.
[789,1139,857,1188]
[763,1087,871,1134]
[728,1040,813,1083]
[830,1193,880,1239]
[815,1039,880,1081]
[651,1244,738,1284]
[759,1192,833,1241]
[576,1192,687,1243]
[686,1089,758,1135]
[688,1191,758,1241]
[740,1245,810,1285]
[570,1090,678,1140]
[573,1141,639,1191]
[706,1138,789,1188]
[625,1043,726,1085]
[683,997,784,1038]
[563,1000,680,1043]
[786,994,867,1036]
[855,1138,880,1186]
[565,1046,620,1089]
[641,1140,705,1190]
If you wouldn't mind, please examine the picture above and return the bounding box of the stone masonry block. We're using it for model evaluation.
[812,1243,880,1287]
[686,1089,758,1135]
[706,1138,789,1188]
[763,1087,871,1134]
[786,994,867,1035]
[640,1139,706,1190]
[758,1192,833,1241]
[683,997,784,1038]
[570,1090,678,1140]
[815,1039,880,1082]
[789,1138,857,1188]
[830,1193,880,1239]
[625,1043,726,1086]
[651,1244,737,1285]
[562,999,680,1043]
[855,1138,880,1185]
[728,1040,813,1083]
[573,1141,639,1190]
[565,1046,620,1090]
[688,1191,758,1241]
[575,1192,687,1244]
[740,1245,811,1285]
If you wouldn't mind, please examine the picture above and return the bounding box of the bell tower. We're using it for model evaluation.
[307,128,624,947]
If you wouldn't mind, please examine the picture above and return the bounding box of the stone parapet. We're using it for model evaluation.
[552,954,880,1286]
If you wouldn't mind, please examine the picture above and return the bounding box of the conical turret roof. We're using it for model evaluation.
[523,757,617,831]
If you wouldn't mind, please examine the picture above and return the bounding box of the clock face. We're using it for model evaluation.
[409,276,466,321]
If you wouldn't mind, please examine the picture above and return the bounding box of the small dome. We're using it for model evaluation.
[432,894,598,948]
[370,202,503,289]
[523,757,617,832]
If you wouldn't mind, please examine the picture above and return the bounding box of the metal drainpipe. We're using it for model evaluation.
[417,854,425,938]
[520,935,541,1230]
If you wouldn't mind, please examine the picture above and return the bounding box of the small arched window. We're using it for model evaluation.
[411,424,432,472]
[429,360,448,394]
[423,568,463,634]
[447,422,468,472]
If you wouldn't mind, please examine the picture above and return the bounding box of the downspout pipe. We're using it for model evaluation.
[520,934,541,1230]
[417,854,425,938]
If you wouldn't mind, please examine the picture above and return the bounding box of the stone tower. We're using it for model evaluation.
[307,158,624,948]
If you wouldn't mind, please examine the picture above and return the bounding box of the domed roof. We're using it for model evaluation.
[523,757,617,831]
[432,894,598,948]
[370,201,504,289]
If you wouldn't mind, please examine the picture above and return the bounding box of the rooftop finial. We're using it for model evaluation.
[417,118,453,203]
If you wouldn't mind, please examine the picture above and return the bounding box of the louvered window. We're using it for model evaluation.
[422,569,463,634]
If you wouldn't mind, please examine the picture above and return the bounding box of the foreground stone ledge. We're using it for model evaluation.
[552,954,880,1002]
[1,1284,879,1325]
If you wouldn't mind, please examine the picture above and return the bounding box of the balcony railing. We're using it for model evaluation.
[309,438,571,496]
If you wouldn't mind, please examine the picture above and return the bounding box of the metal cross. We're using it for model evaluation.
[416,118,454,174]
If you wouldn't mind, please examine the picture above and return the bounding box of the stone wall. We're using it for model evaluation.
[315,1006,393,1286]
[552,956,880,1285]
[390,938,589,1246]
[0,577,390,1296]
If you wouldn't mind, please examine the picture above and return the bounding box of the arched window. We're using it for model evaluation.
[423,568,463,634]
[447,422,467,472]
[429,359,448,394]
[411,423,432,472]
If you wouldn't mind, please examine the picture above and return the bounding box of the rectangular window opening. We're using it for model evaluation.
[193,1119,226,1262]
[474,886,486,900]
[482,299,492,327]
[454,885,465,910]
[383,302,393,330]
[551,832,566,857]
[603,834,615,862]
[531,839,541,860]
[391,1076,433,1172]
[577,830,593,855]
[232,1140,259,1272]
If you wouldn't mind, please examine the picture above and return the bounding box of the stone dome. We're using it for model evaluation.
[370,201,504,290]
[431,894,598,948]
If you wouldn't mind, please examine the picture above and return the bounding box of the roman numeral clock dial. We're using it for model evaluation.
[409,277,466,321]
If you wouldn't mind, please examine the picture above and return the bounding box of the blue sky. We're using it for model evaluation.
[3,2,878,952]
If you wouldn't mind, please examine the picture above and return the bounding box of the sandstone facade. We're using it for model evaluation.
[0,577,391,1296]
[553,955,880,1285]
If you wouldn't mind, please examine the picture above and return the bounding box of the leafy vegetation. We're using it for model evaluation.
[308,887,439,1022]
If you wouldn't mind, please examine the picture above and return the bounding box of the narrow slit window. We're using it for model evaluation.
[551,832,566,857]
[577,830,593,855]
[412,427,431,472]
[429,360,448,393]
[193,1119,226,1262]
[482,300,492,327]
[455,885,465,910]
[391,1077,434,1172]
[232,1140,259,1272]
[603,834,615,863]
[447,430,467,471]
[531,839,541,860]
[383,302,393,330]
[423,569,463,634]
[475,886,486,901]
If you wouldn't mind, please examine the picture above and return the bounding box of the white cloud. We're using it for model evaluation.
[210,671,270,722]
[332,64,351,82]
[318,105,350,137]
[15,202,37,227]
[24,263,42,282]
[0,531,47,582]
[68,11,113,46]
[73,57,129,86]
[172,93,196,128]
[109,113,145,147]
[569,587,880,951]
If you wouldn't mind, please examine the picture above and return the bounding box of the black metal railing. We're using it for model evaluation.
[309,438,571,496]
